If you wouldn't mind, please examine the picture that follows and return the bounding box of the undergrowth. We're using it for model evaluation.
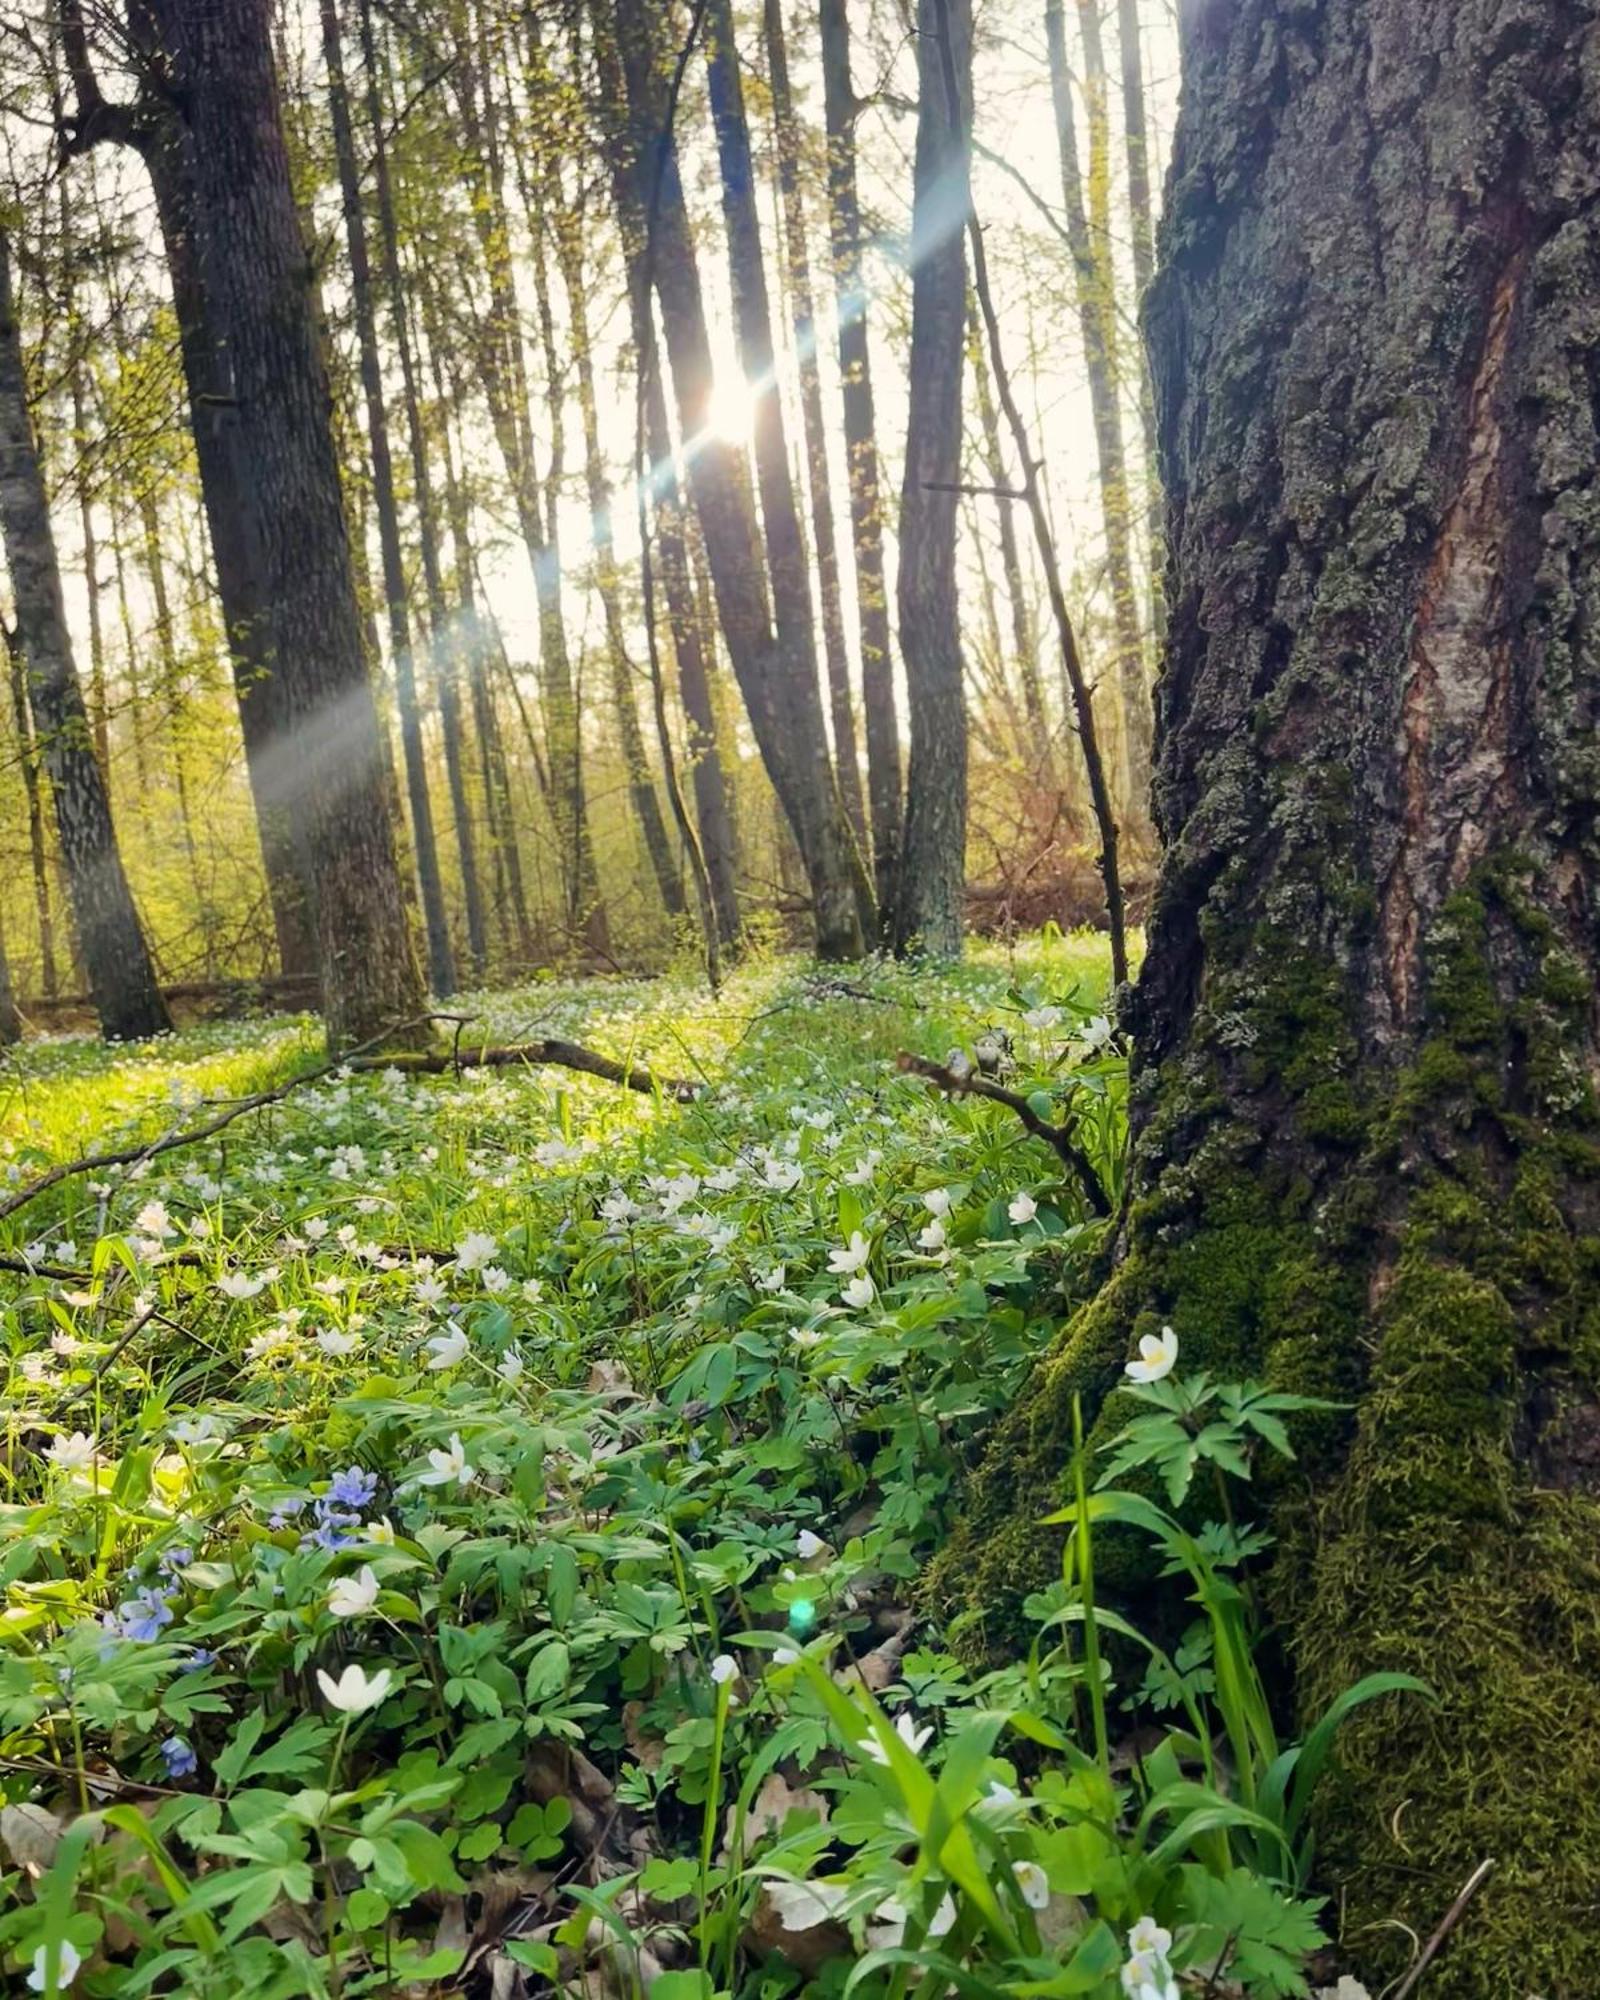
[0,939,1402,1997]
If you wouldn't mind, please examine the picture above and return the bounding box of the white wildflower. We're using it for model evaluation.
[315,1662,392,1714]
[1124,1326,1178,1385]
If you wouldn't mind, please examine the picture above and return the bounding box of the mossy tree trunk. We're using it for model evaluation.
[933,5,1600,1992]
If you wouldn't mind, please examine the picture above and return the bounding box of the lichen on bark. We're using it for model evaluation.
[930,4,1600,1990]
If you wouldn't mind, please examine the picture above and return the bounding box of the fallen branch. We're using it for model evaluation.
[896,1051,1110,1217]
[0,1015,433,1229]
[347,1039,698,1099]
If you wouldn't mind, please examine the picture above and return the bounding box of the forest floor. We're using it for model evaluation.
[0,937,1371,1999]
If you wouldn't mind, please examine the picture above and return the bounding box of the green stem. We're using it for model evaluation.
[698,1678,732,1973]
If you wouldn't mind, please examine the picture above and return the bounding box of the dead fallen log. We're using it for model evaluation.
[896,1050,1110,1217]
[347,1039,698,1100]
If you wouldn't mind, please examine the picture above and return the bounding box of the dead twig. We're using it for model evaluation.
[1388,1858,1495,2000]
[896,1051,1110,1217]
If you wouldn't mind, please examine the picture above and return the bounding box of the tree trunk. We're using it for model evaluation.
[1115,0,1163,646]
[136,488,206,918]
[1045,0,1151,815]
[143,0,424,1050]
[608,0,866,960]
[702,0,874,949]
[417,265,538,967]
[322,0,454,997]
[8,635,57,1000]
[0,231,169,1042]
[819,0,899,925]
[968,297,1058,784]
[589,0,741,949]
[525,14,685,926]
[892,0,971,958]
[451,21,599,956]
[763,0,868,855]
[935,4,1600,1990]
[58,12,321,982]
[0,904,18,1043]
[58,174,110,776]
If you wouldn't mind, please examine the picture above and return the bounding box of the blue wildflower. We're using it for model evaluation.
[327,1467,378,1511]
[115,1588,174,1642]
[160,1736,198,1779]
[182,1647,215,1673]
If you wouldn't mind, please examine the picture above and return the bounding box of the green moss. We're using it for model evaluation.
[930,855,1600,1996]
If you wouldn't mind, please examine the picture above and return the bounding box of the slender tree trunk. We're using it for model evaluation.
[763,0,868,853]
[968,299,1056,776]
[0,231,169,1041]
[107,494,153,829]
[1115,0,1162,644]
[703,0,874,947]
[819,0,899,922]
[892,0,971,958]
[938,5,1600,1991]
[59,177,110,776]
[416,264,538,967]
[0,904,18,1043]
[359,0,510,970]
[451,22,598,955]
[1045,0,1150,814]
[136,489,206,915]
[322,0,454,996]
[608,0,866,959]
[8,640,55,1000]
[589,0,740,948]
[142,0,424,1049]
[527,17,685,922]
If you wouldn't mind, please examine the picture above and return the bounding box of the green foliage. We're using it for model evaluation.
[0,942,1164,1995]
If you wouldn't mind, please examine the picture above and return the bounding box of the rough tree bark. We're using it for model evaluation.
[933,5,1600,1991]
[142,0,425,1050]
[819,0,900,922]
[321,0,454,997]
[892,0,971,958]
[0,230,169,1042]
[609,0,867,960]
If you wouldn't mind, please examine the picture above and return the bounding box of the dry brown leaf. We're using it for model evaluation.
[0,1801,63,1874]
[586,1359,634,1397]
[719,1769,828,1858]
[622,1700,664,1771]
